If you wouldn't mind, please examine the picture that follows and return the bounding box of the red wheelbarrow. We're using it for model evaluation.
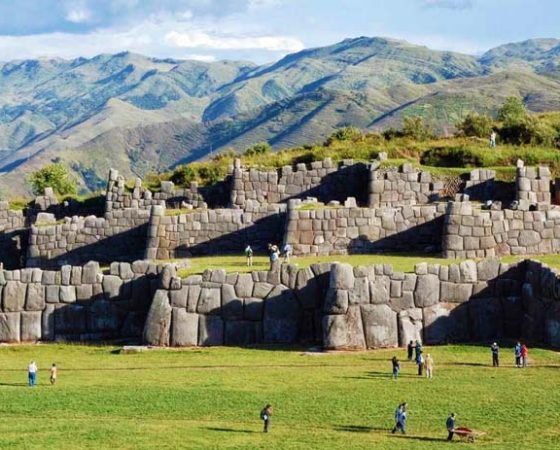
[452,427,485,443]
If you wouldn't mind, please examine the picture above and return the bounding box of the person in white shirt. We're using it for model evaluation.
[28,361,38,386]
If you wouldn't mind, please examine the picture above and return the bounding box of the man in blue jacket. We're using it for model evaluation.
[446,413,456,441]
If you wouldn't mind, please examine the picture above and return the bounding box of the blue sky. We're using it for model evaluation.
[0,0,557,62]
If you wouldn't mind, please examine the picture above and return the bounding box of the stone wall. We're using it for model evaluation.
[322,258,560,349]
[230,158,369,208]
[0,260,158,343]
[367,163,442,207]
[516,165,551,205]
[442,201,560,259]
[145,204,286,259]
[0,202,27,269]
[284,200,445,255]
[27,208,151,268]
[143,263,329,347]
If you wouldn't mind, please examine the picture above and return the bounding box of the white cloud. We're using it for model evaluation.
[184,53,216,62]
[165,30,304,51]
[64,1,93,23]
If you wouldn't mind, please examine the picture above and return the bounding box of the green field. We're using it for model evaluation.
[0,344,559,449]
[174,253,560,277]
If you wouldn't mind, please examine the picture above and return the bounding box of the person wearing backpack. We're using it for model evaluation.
[260,404,273,432]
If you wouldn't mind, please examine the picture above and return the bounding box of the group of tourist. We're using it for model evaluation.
[26,361,57,386]
[244,243,292,270]
[392,340,434,379]
[490,341,529,367]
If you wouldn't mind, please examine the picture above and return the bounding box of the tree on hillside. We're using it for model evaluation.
[457,113,494,138]
[402,116,433,141]
[28,163,77,196]
[170,165,197,187]
[244,142,272,156]
[325,127,362,145]
[497,96,528,126]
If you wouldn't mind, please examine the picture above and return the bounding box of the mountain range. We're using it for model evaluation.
[1,36,560,198]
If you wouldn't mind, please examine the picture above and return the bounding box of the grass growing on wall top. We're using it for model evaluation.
[172,253,560,277]
[0,344,558,449]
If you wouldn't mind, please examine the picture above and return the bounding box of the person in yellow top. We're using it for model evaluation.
[50,363,57,385]
[425,353,434,379]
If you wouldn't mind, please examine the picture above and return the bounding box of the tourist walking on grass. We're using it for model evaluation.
[521,344,528,367]
[260,404,273,433]
[407,340,414,361]
[417,353,424,376]
[28,361,38,386]
[425,353,434,379]
[414,340,422,363]
[244,245,253,267]
[392,356,400,379]
[50,363,57,385]
[514,342,522,367]
[446,413,456,441]
[391,403,407,434]
[491,342,500,367]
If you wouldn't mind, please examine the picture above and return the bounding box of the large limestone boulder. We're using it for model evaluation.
[25,283,45,311]
[235,273,254,298]
[198,315,224,346]
[54,304,87,335]
[330,263,355,290]
[349,276,370,305]
[221,284,243,320]
[263,285,300,343]
[398,308,423,346]
[476,258,501,281]
[545,302,560,347]
[171,309,198,346]
[0,312,20,342]
[423,302,469,344]
[468,297,503,341]
[42,304,55,341]
[87,300,122,332]
[294,267,320,309]
[197,287,221,314]
[414,274,440,307]
[3,281,26,312]
[243,297,263,321]
[143,290,172,346]
[440,282,473,303]
[361,304,398,348]
[225,321,260,346]
[369,278,389,304]
[21,311,42,341]
[322,306,365,349]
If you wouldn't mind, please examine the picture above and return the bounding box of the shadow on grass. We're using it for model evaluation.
[203,427,258,434]
[389,434,446,442]
[0,382,30,387]
[334,425,387,433]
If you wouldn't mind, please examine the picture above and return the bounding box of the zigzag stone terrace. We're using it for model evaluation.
[1,156,560,347]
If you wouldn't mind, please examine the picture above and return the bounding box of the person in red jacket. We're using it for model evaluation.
[521,344,528,367]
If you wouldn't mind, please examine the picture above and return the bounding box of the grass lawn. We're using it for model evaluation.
[174,253,560,277]
[0,344,558,449]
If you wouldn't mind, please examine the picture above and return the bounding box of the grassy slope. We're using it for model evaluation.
[0,344,558,449]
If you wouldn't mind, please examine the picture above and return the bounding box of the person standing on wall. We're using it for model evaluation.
[282,242,292,263]
[244,244,253,267]
[28,361,38,387]
[491,342,500,367]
